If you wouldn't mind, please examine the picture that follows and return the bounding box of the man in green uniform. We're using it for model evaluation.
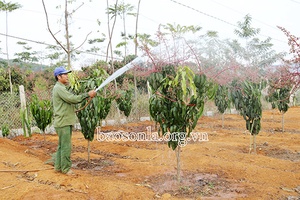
[52,66,96,175]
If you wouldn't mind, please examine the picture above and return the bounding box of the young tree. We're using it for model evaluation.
[75,67,114,163]
[13,42,39,64]
[149,66,216,182]
[266,77,292,132]
[105,0,118,63]
[106,1,136,59]
[214,84,230,128]
[266,26,300,132]
[30,94,53,142]
[134,0,141,56]
[114,1,136,63]
[233,14,284,79]
[0,0,22,94]
[231,80,266,153]
[132,0,142,100]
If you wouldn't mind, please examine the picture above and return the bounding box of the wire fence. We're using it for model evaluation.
[0,92,22,129]
[0,87,151,138]
[1,86,299,138]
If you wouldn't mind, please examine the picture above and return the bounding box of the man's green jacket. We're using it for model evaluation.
[52,82,89,128]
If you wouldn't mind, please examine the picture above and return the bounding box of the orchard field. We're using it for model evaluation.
[0,107,299,200]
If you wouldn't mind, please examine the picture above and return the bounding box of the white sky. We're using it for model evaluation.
[0,0,299,68]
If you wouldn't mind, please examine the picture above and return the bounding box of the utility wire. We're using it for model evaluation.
[0,32,122,60]
[170,0,237,28]
[211,0,279,31]
[169,0,288,45]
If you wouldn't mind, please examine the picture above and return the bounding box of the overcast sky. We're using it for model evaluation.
[0,0,299,67]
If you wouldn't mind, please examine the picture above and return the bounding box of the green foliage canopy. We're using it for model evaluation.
[231,80,266,135]
[30,94,53,133]
[149,66,216,150]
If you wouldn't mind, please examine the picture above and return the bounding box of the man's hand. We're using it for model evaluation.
[88,90,97,98]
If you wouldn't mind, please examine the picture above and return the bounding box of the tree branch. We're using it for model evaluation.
[41,0,68,54]
[74,31,92,51]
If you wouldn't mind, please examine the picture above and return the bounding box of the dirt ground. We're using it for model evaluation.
[0,107,299,200]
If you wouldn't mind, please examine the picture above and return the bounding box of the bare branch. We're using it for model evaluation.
[41,0,68,54]
[69,2,84,16]
[74,31,92,51]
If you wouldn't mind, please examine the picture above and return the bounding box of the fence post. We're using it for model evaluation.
[19,85,29,137]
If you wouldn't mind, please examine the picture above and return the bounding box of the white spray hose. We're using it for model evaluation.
[95,57,143,92]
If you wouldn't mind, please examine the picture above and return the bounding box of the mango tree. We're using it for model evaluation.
[75,68,114,163]
[214,85,230,128]
[30,94,53,142]
[149,65,216,182]
[266,85,291,133]
[116,89,133,118]
[231,80,266,153]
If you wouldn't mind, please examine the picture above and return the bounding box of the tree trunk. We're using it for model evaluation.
[122,10,127,63]
[271,109,274,133]
[88,140,91,164]
[105,0,112,62]
[253,134,256,154]
[133,0,141,103]
[5,11,13,94]
[44,132,46,143]
[105,0,118,93]
[176,145,181,182]
[249,120,257,154]
[249,134,257,154]
[249,133,252,154]
[134,0,141,56]
[64,0,71,68]
[8,68,13,94]
[222,113,224,128]
[282,113,284,133]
